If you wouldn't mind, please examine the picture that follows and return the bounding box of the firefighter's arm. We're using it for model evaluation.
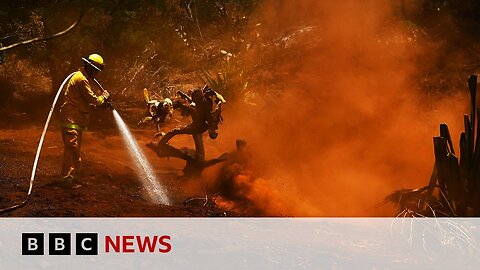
[176,91,193,103]
[78,78,108,106]
[173,100,195,116]
[214,92,226,107]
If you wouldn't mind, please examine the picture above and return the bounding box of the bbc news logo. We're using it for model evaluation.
[21,233,171,255]
[22,233,99,255]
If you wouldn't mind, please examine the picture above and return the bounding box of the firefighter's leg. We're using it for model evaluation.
[138,116,153,126]
[192,133,205,161]
[76,129,83,177]
[61,129,71,177]
[61,128,82,181]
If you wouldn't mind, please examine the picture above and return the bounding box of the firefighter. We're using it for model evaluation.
[138,88,174,136]
[58,53,110,185]
[201,86,226,139]
[155,86,225,161]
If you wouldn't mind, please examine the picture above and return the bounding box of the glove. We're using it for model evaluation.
[102,90,110,100]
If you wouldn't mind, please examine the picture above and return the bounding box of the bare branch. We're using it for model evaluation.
[0,10,84,52]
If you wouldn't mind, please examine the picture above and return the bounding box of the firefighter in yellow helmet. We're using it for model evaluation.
[58,53,110,185]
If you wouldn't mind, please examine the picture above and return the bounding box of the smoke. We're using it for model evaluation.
[208,0,467,216]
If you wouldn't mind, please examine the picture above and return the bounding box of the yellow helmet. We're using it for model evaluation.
[82,53,104,71]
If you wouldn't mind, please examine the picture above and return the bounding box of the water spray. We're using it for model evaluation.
[93,78,170,204]
[112,110,170,205]
[0,72,76,214]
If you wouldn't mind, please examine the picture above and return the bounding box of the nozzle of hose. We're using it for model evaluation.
[106,99,114,110]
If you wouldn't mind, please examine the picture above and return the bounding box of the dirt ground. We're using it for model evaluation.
[0,103,235,217]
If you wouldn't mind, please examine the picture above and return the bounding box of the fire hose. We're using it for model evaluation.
[94,78,114,110]
[0,72,101,214]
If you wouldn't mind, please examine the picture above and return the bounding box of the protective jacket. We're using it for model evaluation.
[59,68,105,129]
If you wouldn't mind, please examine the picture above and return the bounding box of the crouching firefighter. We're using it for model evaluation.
[138,88,174,136]
[58,54,110,185]
[155,85,225,161]
[147,85,227,176]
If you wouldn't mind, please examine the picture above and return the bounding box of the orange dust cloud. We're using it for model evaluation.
[207,0,468,216]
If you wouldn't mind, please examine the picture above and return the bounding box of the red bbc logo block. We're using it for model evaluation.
[21,233,98,255]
